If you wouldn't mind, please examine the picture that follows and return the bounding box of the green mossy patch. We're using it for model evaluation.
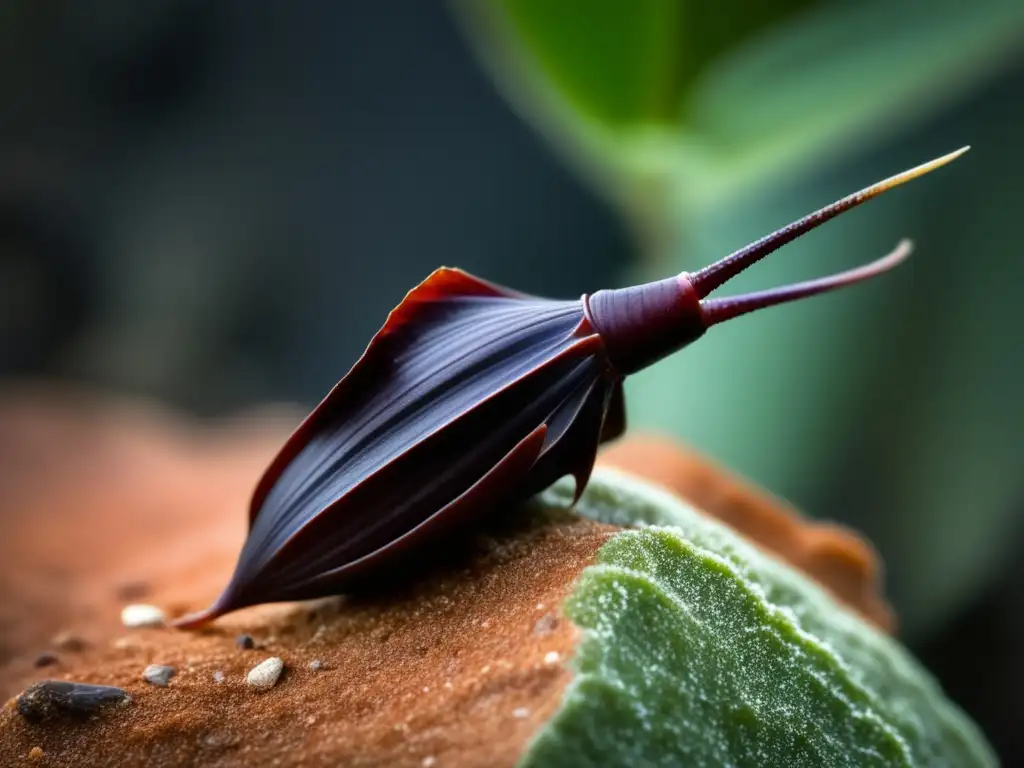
[519,468,995,767]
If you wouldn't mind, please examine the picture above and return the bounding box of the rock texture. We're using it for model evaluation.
[0,386,923,766]
[599,434,894,631]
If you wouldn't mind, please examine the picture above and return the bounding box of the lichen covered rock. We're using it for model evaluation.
[521,469,995,767]
[598,434,894,630]
[0,392,995,766]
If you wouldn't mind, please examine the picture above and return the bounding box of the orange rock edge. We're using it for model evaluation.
[0,387,894,766]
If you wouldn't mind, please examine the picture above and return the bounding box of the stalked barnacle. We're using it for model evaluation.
[174,148,968,628]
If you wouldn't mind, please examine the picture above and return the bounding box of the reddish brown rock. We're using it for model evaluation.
[0,386,893,766]
[0,386,615,766]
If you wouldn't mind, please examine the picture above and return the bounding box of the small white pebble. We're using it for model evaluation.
[422,757,437,767]
[121,604,165,628]
[212,670,225,684]
[533,613,557,636]
[308,659,324,672]
[512,707,530,719]
[422,686,429,693]
[142,664,176,687]
[246,657,284,690]
[544,651,560,665]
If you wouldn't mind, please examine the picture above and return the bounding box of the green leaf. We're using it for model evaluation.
[683,0,1024,202]
[484,0,685,129]
[455,0,1024,218]
[467,0,817,131]
[520,470,995,767]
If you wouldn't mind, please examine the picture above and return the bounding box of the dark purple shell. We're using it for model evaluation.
[178,269,627,624]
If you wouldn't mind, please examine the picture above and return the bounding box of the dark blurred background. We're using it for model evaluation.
[1,1,1021,760]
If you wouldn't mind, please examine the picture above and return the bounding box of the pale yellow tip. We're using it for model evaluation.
[918,145,971,171]
[872,146,970,195]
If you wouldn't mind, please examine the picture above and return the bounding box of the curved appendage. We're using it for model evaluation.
[586,149,967,375]
[687,147,969,299]
[700,239,912,326]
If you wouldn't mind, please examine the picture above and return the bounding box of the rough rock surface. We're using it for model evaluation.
[0,386,900,766]
[599,434,894,630]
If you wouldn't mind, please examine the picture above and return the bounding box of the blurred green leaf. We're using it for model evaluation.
[523,471,996,766]
[685,0,1024,201]
[489,0,685,128]
[456,0,1024,221]
[484,0,816,130]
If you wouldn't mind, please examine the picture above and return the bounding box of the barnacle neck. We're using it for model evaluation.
[583,277,705,376]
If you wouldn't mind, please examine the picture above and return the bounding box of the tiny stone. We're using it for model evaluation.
[512,707,530,719]
[308,659,324,672]
[532,613,558,636]
[212,670,225,684]
[17,680,130,723]
[235,634,255,650]
[120,603,166,628]
[33,652,58,668]
[143,664,176,687]
[246,657,284,690]
[28,746,44,760]
[422,757,437,767]
[201,730,237,749]
[51,631,87,652]
[543,651,560,665]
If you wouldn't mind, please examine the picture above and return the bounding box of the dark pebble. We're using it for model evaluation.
[33,652,58,668]
[17,681,130,724]
[235,634,255,650]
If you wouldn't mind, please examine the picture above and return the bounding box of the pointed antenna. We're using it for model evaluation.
[700,239,912,326]
[687,147,969,299]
